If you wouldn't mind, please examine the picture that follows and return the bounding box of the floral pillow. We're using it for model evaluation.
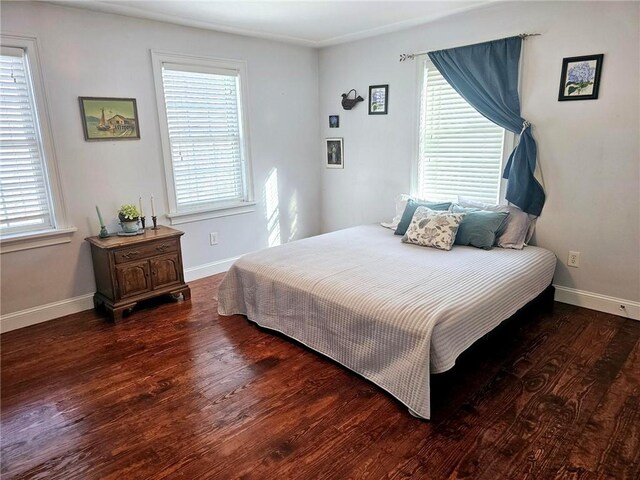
[402,207,465,251]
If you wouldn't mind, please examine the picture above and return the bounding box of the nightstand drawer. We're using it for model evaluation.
[113,239,178,264]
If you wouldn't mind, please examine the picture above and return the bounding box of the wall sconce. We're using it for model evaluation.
[341,89,364,110]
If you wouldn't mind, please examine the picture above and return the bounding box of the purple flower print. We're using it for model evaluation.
[566,61,596,95]
[567,62,595,84]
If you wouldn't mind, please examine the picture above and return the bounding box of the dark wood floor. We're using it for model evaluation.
[1,274,639,480]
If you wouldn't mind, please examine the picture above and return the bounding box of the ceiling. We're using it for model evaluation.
[47,1,494,47]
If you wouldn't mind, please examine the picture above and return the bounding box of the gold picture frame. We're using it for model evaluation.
[79,97,140,141]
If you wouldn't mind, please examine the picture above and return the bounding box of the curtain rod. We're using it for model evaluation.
[399,33,541,62]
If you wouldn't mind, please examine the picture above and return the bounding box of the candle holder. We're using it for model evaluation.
[140,216,146,230]
[151,216,158,230]
[95,205,109,238]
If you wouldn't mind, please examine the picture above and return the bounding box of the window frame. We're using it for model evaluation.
[411,57,515,204]
[0,33,75,253]
[151,50,255,225]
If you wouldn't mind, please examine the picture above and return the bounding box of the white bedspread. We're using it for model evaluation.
[217,225,556,418]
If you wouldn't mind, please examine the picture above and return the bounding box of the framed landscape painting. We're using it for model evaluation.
[558,54,604,101]
[79,97,140,140]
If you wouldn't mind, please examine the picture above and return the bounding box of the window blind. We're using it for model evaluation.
[161,65,246,211]
[0,46,54,235]
[418,62,505,204]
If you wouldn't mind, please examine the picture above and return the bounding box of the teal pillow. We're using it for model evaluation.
[452,206,509,249]
[394,199,452,236]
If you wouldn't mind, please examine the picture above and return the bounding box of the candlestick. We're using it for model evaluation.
[140,216,146,229]
[96,206,109,237]
[95,205,105,227]
[151,195,156,217]
[139,196,144,217]
[152,215,158,230]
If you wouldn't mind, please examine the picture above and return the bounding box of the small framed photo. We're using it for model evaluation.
[326,138,344,169]
[558,54,604,101]
[79,97,140,140]
[329,115,340,128]
[368,84,388,115]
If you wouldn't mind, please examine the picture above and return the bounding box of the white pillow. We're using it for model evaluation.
[457,196,536,249]
[381,193,455,230]
[380,194,411,230]
[525,217,537,244]
[401,207,465,251]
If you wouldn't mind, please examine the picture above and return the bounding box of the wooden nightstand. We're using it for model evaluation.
[85,226,191,321]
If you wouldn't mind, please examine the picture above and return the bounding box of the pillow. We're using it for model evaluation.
[380,194,411,230]
[525,217,537,244]
[452,206,509,249]
[394,199,452,236]
[402,207,465,251]
[457,197,536,250]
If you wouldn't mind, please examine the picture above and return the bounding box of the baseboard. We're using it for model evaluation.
[0,293,94,334]
[1,256,239,334]
[3,268,635,334]
[554,285,640,321]
[184,256,239,282]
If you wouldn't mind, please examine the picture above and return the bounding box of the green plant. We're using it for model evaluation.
[118,204,141,221]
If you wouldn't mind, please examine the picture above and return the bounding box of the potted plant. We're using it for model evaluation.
[118,204,141,233]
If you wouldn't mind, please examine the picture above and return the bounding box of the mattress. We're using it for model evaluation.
[217,225,557,419]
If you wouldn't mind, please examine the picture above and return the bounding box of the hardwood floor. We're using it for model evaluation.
[1,274,639,479]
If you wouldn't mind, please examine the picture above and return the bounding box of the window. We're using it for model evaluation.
[417,60,508,204]
[1,46,55,234]
[0,35,73,251]
[152,52,254,224]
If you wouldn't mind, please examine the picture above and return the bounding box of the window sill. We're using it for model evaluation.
[166,202,256,225]
[0,227,77,254]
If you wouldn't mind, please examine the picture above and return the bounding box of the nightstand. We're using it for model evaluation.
[85,226,191,321]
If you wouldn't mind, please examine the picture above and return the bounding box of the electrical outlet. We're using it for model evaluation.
[568,251,580,268]
[210,232,218,246]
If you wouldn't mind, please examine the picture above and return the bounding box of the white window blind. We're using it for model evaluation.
[161,64,246,212]
[418,61,505,204]
[0,46,54,235]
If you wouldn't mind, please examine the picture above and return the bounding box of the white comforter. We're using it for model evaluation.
[217,225,556,418]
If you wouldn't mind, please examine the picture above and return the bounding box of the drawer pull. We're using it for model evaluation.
[121,250,139,259]
[156,243,171,252]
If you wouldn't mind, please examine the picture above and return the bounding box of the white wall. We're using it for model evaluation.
[318,1,640,305]
[0,1,321,316]
[2,1,639,327]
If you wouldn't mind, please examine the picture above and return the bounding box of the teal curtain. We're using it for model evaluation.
[428,36,545,216]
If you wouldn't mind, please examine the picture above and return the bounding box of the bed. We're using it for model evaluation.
[217,224,557,419]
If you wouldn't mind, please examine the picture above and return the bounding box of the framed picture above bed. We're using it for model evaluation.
[558,54,604,101]
[325,138,344,169]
